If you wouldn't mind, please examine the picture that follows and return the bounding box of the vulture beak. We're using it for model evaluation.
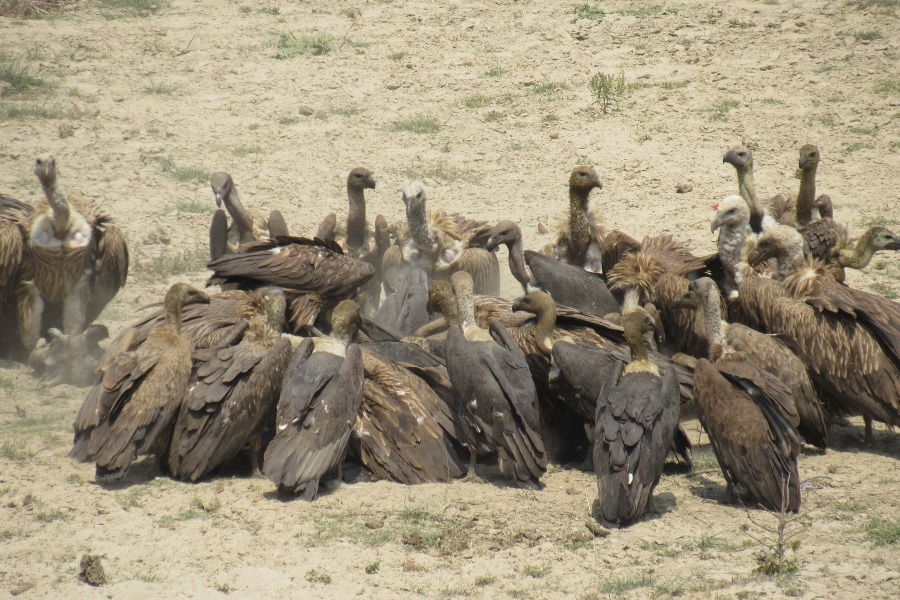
[799,151,813,170]
[722,149,738,166]
[886,234,900,251]
[591,174,603,190]
[214,192,224,208]
[365,173,377,189]
[197,291,212,305]
[485,234,500,252]
[511,298,524,313]
[711,213,723,233]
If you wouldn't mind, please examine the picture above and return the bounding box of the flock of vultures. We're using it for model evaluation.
[1,145,899,527]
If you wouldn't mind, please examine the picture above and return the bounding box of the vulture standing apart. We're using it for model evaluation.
[672,278,829,450]
[315,167,389,314]
[70,283,210,480]
[28,324,109,387]
[206,235,375,331]
[1,155,128,357]
[592,309,681,526]
[543,166,605,272]
[354,347,466,484]
[383,181,499,295]
[263,301,365,499]
[791,145,847,263]
[485,219,619,317]
[747,226,900,444]
[443,272,546,488]
[722,145,779,234]
[208,171,289,259]
[167,288,293,481]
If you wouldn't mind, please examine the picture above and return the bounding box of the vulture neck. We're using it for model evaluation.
[796,165,817,226]
[532,301,556,356]
[839,232,878,269]
[346,184,367,250]
[621,287,642,314]
[222,185,255,241]
[622,318,656,376]
[717,223,749,284]
[164,297,185,334]
[774,248,806,280]
[698,288,727,353]
[568,187,592,265]
[40,174,71,238]
[454,285,477,333]
[433,292,459,327]
[736,167,766,232]
[407,203,432,250]
[507,235,531,290]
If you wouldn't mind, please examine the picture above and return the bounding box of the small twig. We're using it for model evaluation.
[176,33,197,56]
[337,19,359,52]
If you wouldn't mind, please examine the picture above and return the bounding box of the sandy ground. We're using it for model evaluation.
[1,0,900,598]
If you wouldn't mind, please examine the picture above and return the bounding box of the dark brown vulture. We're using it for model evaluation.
[208,171,288,260]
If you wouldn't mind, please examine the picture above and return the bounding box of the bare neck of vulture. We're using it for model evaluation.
[40,174,72,238]
[621,287,642,314]
[164,297,186,334]
[346,183,367,250]
[796,165,817,226]
[735,165,757,211]
[774,247,807,281]
[222,185,255,238]
[622,314,657,376]
[407,202,432,250]
[507,234,531,289]
[531,301,557,356]
[698,286,728,352]
[717,223,749,283]
[568,186,592,263]
[839,230,879,269]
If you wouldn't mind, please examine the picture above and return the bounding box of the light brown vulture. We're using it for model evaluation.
[70,283,210,480]
[208,171,288,260]
[592,309,681,526]
[167,288,293,481]
[542,166,604,272]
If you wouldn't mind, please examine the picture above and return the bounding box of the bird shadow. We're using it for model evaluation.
[828,422,900,458]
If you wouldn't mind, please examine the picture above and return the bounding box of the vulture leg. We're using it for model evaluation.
[17,282,43,351]
[463,452,484,483]
[267,210,289,238]
[864,417,874,447]
[209,209,228,260]
[62,277,90,335]
[721,481,737,505]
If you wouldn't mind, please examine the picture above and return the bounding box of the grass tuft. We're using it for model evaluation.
[132,245,209,281]
[864,517,900,545]
[99,0,167,19]
[574,5,605,20]
[142,155,210,183]
[875,79,900,94]
[306,568,332,584]
[390,115,440,134]
[705,99,740,121]
[853,29,882,41]
[276,32,335,58]
[598,574,654,594]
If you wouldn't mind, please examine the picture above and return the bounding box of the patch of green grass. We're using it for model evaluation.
[0,440,33,461]
[275,32,335,58]
[365,561,380,574]
[531,81,568,95]
[157,508,207,528]
[851,126,877,136]
[143,79,176,95]
[640,541,681,557]
[616,5,664,18]
[173,198,215,214]
[390,115,440,134]
[705,99,740,121]
[278,115,299,125]
[574,5,605,20]
[130,570,161,583]
[598,574,654,594]
[0,528,25,541]
[142,155,210,183]
[483,110,505,122]
[760,98,784,105]
[875,79,900,94]
[438,588,474,598]
[690,444,720,471]
[521,564,550,578]
[116,490,145,510]
[659,80,690,89]
[870,282,898,300]
[230,145,265,157]
[845,142,875,153]
[474,575,496,587]
[306,568,332,584]
[819,115,838,128]
[99,0,167,19]
[388,51,407,61]
[0,51,54,94]
[484,66,505,77]
[849,0,900,9]
[853,29,883,41]
[329,105,364,116]
[131,245,209,281]
[34,508,72,523]
[816,64,838,73]
[756,552,800,576]
[57,123,75,138]
[0,100,66,121]
[464,94,493,108]
[589,71,626,114]
[728,18,753,28]
[191,497,221,513]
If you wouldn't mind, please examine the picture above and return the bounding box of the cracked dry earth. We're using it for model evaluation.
[1,0,899,598]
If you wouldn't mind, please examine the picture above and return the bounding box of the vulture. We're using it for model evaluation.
[382,181,499,295]
[672,277,829,450]
[263,301,365,499]
[28,324,109,387]
[354,348,466,484]
[543,166,604,272]
[711,194,755,298]
[208,171,289,260]
[0,155,128,359]
[722,145,778,233]
[443,272,546,487]
[821,225,899,284]
[370,265,431,337]
[167,288,293,481]
[206,235,375,331]
[70,283,210,481]
[485,219,620,317]
[592,308,681,526]
[747,226,900,444]
[315,167,390,313]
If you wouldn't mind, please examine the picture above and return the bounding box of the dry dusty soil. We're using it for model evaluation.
[1,0,900,598]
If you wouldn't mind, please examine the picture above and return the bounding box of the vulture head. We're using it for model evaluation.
[798,144,820,171]
[485,220,522,252]
[164,284,211,331]
[330,299,361,343]
[210,171,234,208]
[348,167,376,191]
[671,277,718,312]
[747,226,805,267]
[815,194,833,218]
[722,145,753,173]
[33,153,57,184]
[860,226,900,252]
[568,166,602,198]
[511,290,554,317]
[402,181,427,218]
[623,307,656,340]
[711,195,751,233]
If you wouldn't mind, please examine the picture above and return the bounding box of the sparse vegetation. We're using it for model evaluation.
[870,282,898,300]
[57,123,75,138]
[131,245,209,281]
[99,0,167,19]
[705,99,740,121]
[0,441,34,461]
[474,575,496,586]
[0,52,54,94]
[521,564,550,578]
[276,32,335,58]
[464,94,493,109]
[617,5,664,18]
[230,145,265,157]
[405,161,481,184]
[484,110,505,122]
[329,105,364,116]
[589,71,626,114]
[854,29,883,41]
[365,561,380,574]
[598,573,654,594]
[574,5,604,20]
[484,66,505,77]
[34,508,72,523]
[142,155,210,183]
[305,568,332,584]
[728,18,753,28]
[875,79,900,94]
[174,199,215,214]
[864,517,900,546]
[278,115,299,125]
[531,81,568,95]
[844,141,875,153]
[388,51,407,61]
[390,115,441,134]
